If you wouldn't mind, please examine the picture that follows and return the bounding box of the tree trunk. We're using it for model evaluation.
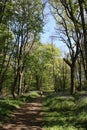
[0,79,3,95]
[54,75,59,92]
[62,64,66,92]
[11,66,20,99]
[79,66,82,91]
[18,72,23,96]
[84,69,87,80]
[0,0,8,23]
[11,75,18,99]
[23,78,26,93]
[78,58,82,91]
[35,71,40,90]
[78,0,87,80]
[71,64,75,95]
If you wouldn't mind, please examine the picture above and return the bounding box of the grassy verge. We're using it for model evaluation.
[42,93,87,130]
[0,91,39,124]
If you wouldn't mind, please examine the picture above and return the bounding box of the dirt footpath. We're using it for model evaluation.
[0,97,43,130]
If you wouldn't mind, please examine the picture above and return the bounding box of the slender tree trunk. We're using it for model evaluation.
[35,71,40,90]
[78,0,87,80]
[84,69,87,80]
[78,58,82,91]
[79,64,82,91]
[71,64,75,95]
[0,0,8,23]
[11,66,20,99]
[80,48,87,80]
[40,76,43,90]
[23,78,26,93]
[18,71,24,96]
[0,79,3,95]
[11,75,18,99]
[62,63,66,91]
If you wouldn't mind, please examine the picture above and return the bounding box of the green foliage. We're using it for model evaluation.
[25,43,61,91]
[43,126,78,130]
[0,0,70,97]
[42,93,87,130]
[28,91,40,97]
[76,97,87,110]
[0,91,39,124]
[10,0,43,36]
[50,0,87,89]
[0,98,22,123]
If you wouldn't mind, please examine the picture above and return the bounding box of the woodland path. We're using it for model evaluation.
[0,96,43,130]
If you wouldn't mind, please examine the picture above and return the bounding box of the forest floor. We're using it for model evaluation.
[0,91,87,130]
[0,96,43,130]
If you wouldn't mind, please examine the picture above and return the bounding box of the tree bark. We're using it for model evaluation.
[0,0,8,23]
[11,65,20,99]
[78,57,82,90]
[11,75,18,99]
[71,64,75,95]
[0,79,3,94]
[36,74,40,90]
[78,0,87,80]
[18,70,24,96]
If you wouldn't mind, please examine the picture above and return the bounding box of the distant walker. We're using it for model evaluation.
[40,91,43,97]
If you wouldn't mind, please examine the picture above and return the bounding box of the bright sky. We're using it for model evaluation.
[40,3,56,43]
[40,3,68,56]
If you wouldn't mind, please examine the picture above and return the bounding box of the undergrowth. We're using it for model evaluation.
[42,93,87,130]
[0,91,39,124]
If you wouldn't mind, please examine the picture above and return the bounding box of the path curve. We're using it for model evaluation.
[0,96,43,130]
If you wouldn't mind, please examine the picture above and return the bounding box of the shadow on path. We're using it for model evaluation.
[0,96,43,130]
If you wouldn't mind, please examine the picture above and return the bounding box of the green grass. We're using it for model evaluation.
[0,91,39,124]
[42,93,87,130]
[0,98,22,124]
